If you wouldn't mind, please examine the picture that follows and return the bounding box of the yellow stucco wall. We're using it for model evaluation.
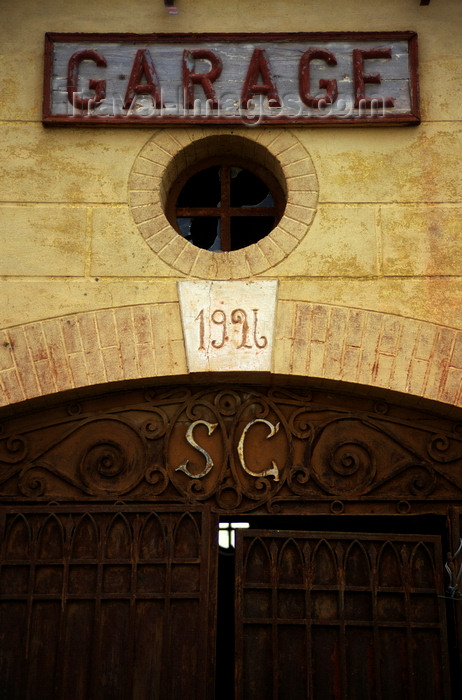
[1,0,461,408]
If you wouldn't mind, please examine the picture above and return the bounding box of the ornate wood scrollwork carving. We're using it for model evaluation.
[1,385,462,513]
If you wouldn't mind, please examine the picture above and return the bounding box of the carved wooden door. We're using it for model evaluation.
[235,530,452,700]
[0,505,217,700]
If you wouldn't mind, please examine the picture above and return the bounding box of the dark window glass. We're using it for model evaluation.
[167,158,285,252]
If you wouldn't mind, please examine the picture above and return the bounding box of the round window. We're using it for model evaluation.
[166,156,286,252]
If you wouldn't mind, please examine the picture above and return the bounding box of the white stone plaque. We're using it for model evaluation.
[178,280,278,372]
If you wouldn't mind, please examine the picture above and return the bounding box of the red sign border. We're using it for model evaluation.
[42,31,420,127]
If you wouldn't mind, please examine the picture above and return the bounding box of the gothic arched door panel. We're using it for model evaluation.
[235,530,452,700]
[0,505,217,700]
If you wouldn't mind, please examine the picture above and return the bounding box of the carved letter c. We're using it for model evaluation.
[238,419,280,481]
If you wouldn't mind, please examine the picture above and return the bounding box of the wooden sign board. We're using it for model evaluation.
[43,32,419,127]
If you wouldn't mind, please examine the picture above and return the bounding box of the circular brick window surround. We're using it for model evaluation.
[129,129,319,279]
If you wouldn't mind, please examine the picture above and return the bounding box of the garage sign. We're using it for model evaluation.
[43,32,419,126]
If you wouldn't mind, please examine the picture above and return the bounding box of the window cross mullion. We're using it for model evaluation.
[220,165,231,252]
[170,157,285,252]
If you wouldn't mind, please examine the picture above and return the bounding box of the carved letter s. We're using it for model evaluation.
[175,420,217,479]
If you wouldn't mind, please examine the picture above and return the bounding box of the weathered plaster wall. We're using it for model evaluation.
[1,0,461,408]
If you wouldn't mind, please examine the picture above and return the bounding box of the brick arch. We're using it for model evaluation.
[273,300,462,408]
[0,301,461,409]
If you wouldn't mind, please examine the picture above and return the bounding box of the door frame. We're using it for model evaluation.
[0,382,461,696]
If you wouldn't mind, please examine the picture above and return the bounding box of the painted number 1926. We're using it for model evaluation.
[195,307,267,351]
